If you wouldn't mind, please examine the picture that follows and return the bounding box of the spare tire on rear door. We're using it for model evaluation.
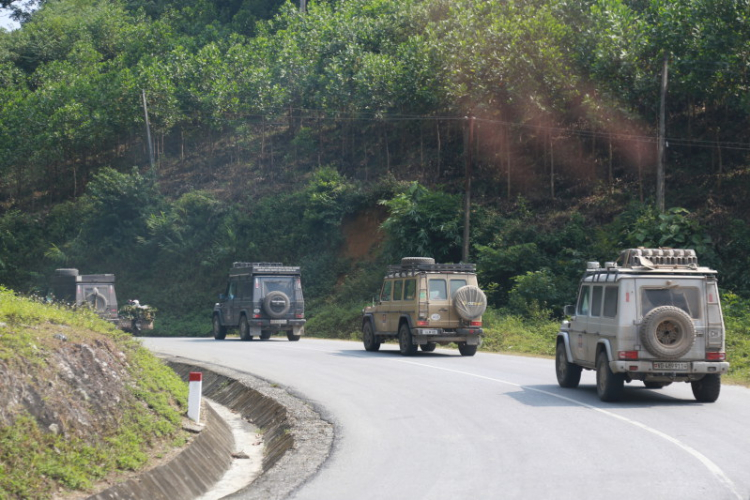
[639,306,696,359]
[453,285,487,320]
[264,291,291,318]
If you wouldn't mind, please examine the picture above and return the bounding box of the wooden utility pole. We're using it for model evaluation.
[300,0,306,12]
[141,90,155,172]
[462,116,475,263]
[657,53,669,212]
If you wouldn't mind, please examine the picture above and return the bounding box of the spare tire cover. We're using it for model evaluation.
[453,285,487,320]
[639,306,696,359]
[264,291,291,318]
[86,290,108,312]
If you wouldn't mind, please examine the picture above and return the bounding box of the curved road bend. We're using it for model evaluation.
[143,337,750,500]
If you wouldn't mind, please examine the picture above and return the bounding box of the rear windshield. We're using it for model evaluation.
[641,287,701,319]
[259,277,295,297]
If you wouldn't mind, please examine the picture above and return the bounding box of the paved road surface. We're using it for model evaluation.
[143,337,750,500]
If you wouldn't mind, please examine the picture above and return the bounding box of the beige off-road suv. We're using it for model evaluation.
[556,248,729,402]
[362,257,487,356]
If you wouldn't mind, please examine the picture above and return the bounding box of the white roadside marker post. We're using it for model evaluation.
[188,372,202,423]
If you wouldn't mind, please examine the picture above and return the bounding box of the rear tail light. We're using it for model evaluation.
[706,352,726,361]
[295,313,304,319]
[618,351,639,360]
[417,320,429,327]
[470,321,482,327]
[253,314,261,319]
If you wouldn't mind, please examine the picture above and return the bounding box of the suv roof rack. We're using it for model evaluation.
[386,262,476,277]
[230,262,301,276]
[618,248,699,269]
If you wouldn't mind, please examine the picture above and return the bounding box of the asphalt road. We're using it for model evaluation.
[143,337,750,500]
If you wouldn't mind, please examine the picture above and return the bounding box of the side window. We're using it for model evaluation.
[226,280,237,299]
[380,280,392,302]
[577,286,591,316]
[450,279,467,298]
[404,279,416,300]
[429,279,447,300]
[603,286,619,317]
[393,280,403,301]
[591,286,603,317]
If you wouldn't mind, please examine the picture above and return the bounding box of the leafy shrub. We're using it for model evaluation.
[379,182,463,262]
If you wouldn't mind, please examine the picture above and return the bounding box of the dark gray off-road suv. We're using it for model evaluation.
[213,262,305,341]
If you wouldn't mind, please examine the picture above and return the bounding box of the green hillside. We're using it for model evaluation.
[1,0,749,357]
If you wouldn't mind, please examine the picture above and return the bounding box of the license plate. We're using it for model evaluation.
[653,362,689,371]
[270,320,287,325]
[419,329,439,335]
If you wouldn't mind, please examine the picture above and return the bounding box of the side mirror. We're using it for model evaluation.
[564,304,576,317]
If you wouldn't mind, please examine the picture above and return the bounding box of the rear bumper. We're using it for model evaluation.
[250,318,306,331]
[413,327,483,345]
[611,360,729,376]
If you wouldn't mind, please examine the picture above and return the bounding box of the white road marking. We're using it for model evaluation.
[397,359,743,500]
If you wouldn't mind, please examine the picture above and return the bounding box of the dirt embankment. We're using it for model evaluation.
[0,323,134,438]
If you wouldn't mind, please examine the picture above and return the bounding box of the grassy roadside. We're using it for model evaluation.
[0,287,189,499]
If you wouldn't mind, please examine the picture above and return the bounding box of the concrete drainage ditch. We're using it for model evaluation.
[88,356,334,500]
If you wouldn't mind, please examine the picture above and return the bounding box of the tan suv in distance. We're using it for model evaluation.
[362,257,487,356]
[556,248,729,402]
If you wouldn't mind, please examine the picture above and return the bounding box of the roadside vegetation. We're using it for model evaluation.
[0,288,188,498]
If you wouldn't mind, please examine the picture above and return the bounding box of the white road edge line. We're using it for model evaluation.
[397,359,743,500]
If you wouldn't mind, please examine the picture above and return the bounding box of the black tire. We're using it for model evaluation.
[260,331,272,340]
[398,323,417,356]
[213,315,227,340]
[420,342,436,352]
[362,321,381,352]
[453,285,488,320]
[596,351,625,402]
[692,374,721,403]
[458,343,478,356]
[644,381,671,389]
[401,257,435,267]
[555,340,582,388]
[287,332,301,341]
[263,291,291,319]
[640,306,696,359]
[239,315,252,341]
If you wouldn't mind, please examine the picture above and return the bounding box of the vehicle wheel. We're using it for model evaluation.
[213,315,227,340]
[239,316,253,341]
[362,322,381,352]
[644,381,671,389]
[453,285,488,320]
[260,331,272,340]
[596,351,625,402]
[420,342,436,352]
[691,374,721,403]
[287,332,301,341]
[555,341,582,388]
[640,306,695,359]
[263,291,291,318]
[458,343,478,356]
[398,323,417,356]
